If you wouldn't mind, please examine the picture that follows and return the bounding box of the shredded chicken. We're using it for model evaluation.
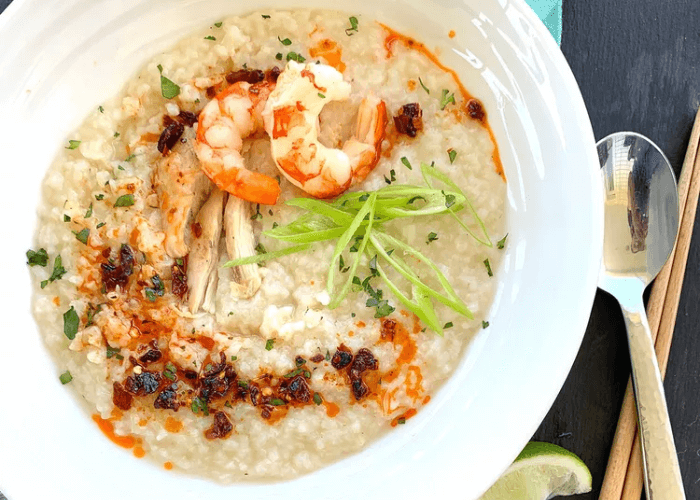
[224,195,262,298]
[155,128,213,258]
[187,188,226,313]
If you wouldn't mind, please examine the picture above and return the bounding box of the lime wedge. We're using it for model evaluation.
[480,442,592,500]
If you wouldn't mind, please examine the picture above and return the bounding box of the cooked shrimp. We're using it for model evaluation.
[195,80,281,205]
[263,61,387,198]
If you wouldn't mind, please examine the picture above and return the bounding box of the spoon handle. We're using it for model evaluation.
[621,299,686,500]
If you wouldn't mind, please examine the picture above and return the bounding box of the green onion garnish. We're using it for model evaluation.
[224,164,491,334]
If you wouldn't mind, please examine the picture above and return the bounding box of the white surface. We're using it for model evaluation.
[0,0,602,499]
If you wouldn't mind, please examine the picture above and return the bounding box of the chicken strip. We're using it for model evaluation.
[224,196,262,298]
[155,127,213,258]
[187,189,226,313]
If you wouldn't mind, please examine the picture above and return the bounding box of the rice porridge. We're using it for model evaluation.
[27,9,506,481]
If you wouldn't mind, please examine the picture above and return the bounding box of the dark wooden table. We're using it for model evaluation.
[532,1,700,499]
[2,0,699,498]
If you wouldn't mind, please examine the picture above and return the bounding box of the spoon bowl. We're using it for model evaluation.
[599,132,679,291]
[598,131,685,500]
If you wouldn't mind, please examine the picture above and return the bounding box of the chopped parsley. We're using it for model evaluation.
[144,274,165,302]
[338,255,349,273]
[66,140,81,150]
[41,254,67,289]
[63,306,79,340]
[368,255,379,276]
[483,258,493,277]
[98,106,104,113]
[482,321,490,329]
[124,153,136,162]
[444,193,456,209]
[278,36,292,46]
[204,35,216,41]
[64,214,71,222]
[85,203,93,218]
[157,64,180,99]
[275,52,283,60]
[113,132,120,138]
[251,204,263,220]
[439,89,456,110]
[270,398,285,406]
[384,169,396,184]
[255,243,267,255]
[318,93,326,99]
[95,194,104,201]
[448,149,457,164]
[443,322,454,329]
[397,417,406,425]
[73,228,90,245]
[497,234,508,250]
[265,339,275,351]
[284,368,303,379]
[59,371,73,385]
[261,14,270,19]
[238,380,249,389]
[357,275,395,318]
[163,362,177,380]
[427,232,439,244]
[191,396,209,415]
[106,344,123,360]
[230,355,238,361]
[345,16,359,36]
[214,21,223,27]
[114,194,135,207]
[286,52,306,63]
[400,156,412,170]
[419,77,430,94]
[26,248,48,267]
[85,303,101,327]
[313,392,323,405]
[96,222,106,229]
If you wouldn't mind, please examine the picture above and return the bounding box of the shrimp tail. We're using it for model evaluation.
[205,164,281,206]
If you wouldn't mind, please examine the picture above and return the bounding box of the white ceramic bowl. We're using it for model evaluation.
[0,1,602,498]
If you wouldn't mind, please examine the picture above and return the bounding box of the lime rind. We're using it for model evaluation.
[480,442,592,500]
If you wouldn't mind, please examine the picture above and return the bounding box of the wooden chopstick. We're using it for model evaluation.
[599,105,700,500]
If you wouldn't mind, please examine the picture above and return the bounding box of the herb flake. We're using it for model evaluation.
[73,228,90,245]
[497,234,508,250]
[66,140,81,150]
[427,232,438,244]
[400,156,412,170]
[26,248,48,267]
[419,77,430,94]
[345,16,359,36]
[114,194,135,207]
[59,371,73,385]
[448,149,457,164]
[483,258,493,277]
[439,89,456,110]
[278,36,292,46]
[63,306,79,340]
[157,64,180,99]
[265,339,275,351]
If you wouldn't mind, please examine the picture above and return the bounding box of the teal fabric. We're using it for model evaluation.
[526,0,562,44]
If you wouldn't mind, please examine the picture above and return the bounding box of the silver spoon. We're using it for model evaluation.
[598,131,685,499]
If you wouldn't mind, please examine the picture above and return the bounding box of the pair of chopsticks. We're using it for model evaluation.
[599,106,700,499]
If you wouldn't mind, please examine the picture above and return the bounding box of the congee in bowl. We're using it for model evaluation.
[27,8,506,481]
